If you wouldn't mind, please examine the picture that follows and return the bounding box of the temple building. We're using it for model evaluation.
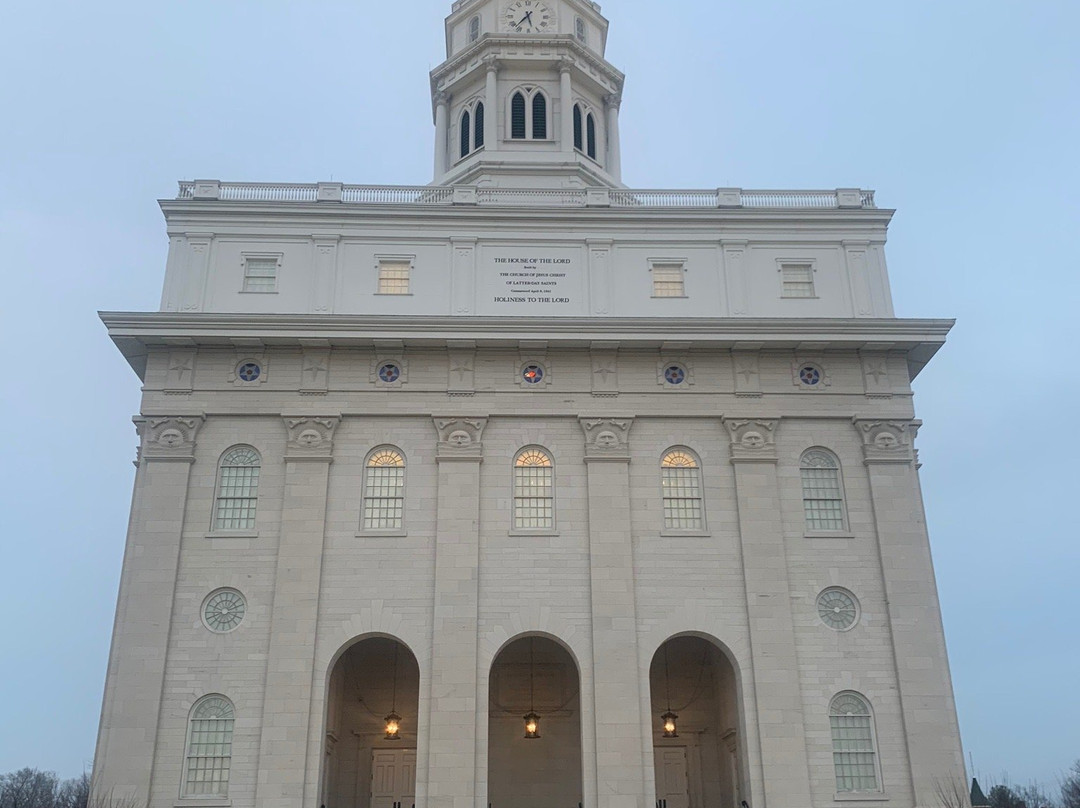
[92,2,967,808]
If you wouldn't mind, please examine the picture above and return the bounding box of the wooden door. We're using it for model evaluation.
[371,749,416,808]
[654,747,690,808]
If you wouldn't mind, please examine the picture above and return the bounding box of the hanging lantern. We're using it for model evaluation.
[661,710,679,738]
[523,710,541,739]
[384,711,402,740]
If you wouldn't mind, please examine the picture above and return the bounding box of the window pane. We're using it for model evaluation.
[514,451,553,529]
[653,265,685,297]
[244,258,277,292]
[511,93,526,139]
[830,695,879,793]
[662,460,703,529]
[782,264,815,298]
[378,263,411,295]
[363,464,405,530]
[215,449,260,531]
[184,699,234,797]
[532,92,547,139]
[801,465,844,531]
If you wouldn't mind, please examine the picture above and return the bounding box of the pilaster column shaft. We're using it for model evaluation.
[91,416,204,804]
[855,419,966,804]
[580,418,648,808]
[484,61,499,151]
[560,64,574,153]
[722,418,812,808]
[254,417,339,808]
[605,95,622,181]
[426,418,487,808]
[434,92,450,178]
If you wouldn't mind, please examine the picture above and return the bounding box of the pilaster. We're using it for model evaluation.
[854,418,966,805]
[721,417,813,808]
[255,415,340,808]
[426,417,487,808]
[90,415,204,804]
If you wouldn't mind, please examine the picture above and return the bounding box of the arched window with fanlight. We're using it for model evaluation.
[661,449,705,531]
[362,447,406,531]
[182,695,235,798]
[213,446,261,531]
[586,112,597,159]
[800,448,848,532]
[575,16,587,44]
[509,88,549,140]
[468,14,481,43]
[513,447,554,530]
[460,109,471,159]
[829,692,881,793]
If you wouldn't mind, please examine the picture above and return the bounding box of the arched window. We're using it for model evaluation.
[460,110,471,159]
[661,449,704,530]
[469,15,481,43]
[182,695,235,798]
[573,104,583,151]
[575,16,587,44]
[800,449,847,532]
[513,448,554,530]
[531,91,547,139]
[362,447,406,531]
[214,446,260,531]
[586,112,597,159]
[829,693,880,793]
[474,101,485,149]
[511,91,527,139]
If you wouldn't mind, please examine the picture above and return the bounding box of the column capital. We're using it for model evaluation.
[483,55,502,73]
[604,93,622,109]
[135,415,205,463]
[722,417,780,463]
[579,416,634,461]
[433,416,488,460]
[558,57,574,74]
[434,90,450,106]
[282,415,340,460]
[852,418,920,464]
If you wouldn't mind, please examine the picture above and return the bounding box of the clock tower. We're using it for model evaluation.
[431,0,625,188]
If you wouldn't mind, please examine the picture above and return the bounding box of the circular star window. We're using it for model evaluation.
[817,588,859,631]
[378,363,402,383]
[237,362,261,382]
[203,589,246,633]
[664,365,686,385]
[521,364,545,384]
[799,365,822,386]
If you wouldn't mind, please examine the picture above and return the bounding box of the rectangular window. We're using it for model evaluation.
[377,261,411,295]
[514,466,554,530]
[831,714,879,792]
[651,263,685,298]
[801,467,845,531]
[243,257,278,293]
[781,263,815,298]
[363,465,406,530]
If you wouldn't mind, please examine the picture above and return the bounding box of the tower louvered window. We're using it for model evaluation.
[573,105,583,151]
[460,110,471,159]
[586,113,597,159]
[511,92,527,139]
[532,92,547,139]
[474,102,484,149]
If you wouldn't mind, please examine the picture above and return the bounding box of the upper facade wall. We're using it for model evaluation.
[159,203,895,319]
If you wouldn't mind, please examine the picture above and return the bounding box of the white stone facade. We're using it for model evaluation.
[92,4,966,808]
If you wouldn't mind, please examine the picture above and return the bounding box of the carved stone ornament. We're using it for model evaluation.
[732,350,762,397]
[283,416,340,458]
[165,349,196,395]
[433,417,488,458]
[723,417,779,462]
[579,417,634,458]
[853,418,918,463]
[300,347,331,396]
[590,346,618,398]
[136,415,205,461]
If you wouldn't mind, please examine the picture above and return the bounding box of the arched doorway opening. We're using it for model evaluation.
[488,635,583,808]
[649,636,743,808]
[322,637,420,808]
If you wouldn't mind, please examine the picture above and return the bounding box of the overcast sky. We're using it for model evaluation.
[1,0,1077,791]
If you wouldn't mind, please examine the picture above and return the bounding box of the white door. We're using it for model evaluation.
[371,749,416,808]
[654,747,690,808]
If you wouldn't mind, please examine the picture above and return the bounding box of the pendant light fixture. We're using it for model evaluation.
[384,642,402,740]
[661,643,678,738]
[523,637,541,739]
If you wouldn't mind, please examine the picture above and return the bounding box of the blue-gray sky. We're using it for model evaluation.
[1,0,1077,790]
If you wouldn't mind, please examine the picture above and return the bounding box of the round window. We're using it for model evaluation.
[817,588,859,631]
[664,365,686,385]
[203,589,246,633]
[237,362,261,382]
[799,365,822,386]
[378,363,402,383]
[522,364,545,384]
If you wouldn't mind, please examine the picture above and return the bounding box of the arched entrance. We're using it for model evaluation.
[487,635,583,808]
[649,636,743,808]
[322,637,420,808]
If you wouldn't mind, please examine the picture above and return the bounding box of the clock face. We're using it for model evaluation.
[503,0,553,33]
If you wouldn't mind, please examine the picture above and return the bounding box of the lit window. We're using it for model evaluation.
[575,16,587,44]
[800,449,847,532]
[182,696,234,798]
[213,447,260,531]
[510,88,549,140]
[469,15,481,43]
[514,448,554,530]
[651,263,685,298]
[829,693,880,793]
[243,257,278,293]
[378,261,411,295]
[782,263,815,298]
[362,448,406,531]
[521,364,545,384]
[661,450,704,530]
